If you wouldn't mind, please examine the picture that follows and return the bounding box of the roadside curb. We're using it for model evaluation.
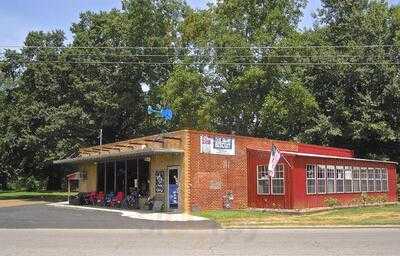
[223,225,400,229]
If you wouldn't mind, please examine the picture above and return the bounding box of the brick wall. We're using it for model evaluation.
[187,131,299,211]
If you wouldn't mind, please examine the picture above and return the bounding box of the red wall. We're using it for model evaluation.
[247,149,293,209]
[187,130,397,210]
[291,156,397,209]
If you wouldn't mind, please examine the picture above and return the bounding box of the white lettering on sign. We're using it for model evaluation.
[200,135,235,155]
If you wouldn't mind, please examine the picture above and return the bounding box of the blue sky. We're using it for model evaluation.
[0,0,399,46]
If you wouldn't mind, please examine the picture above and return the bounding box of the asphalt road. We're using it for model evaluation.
[0,203,218,229]
[1,228,400,256]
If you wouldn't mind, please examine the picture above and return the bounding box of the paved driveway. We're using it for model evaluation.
[0,203,218,229]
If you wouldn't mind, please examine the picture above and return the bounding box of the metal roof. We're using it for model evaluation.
[53,148,184,165]
[249,148,398,165]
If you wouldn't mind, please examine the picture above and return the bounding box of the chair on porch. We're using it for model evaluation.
[96,191,105,206]
[110,192,125,208]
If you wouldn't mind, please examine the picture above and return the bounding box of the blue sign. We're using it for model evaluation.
[169,184,178,205]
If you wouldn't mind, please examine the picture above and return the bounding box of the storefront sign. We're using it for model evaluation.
[200,135,235,155]
[155,171,165,193]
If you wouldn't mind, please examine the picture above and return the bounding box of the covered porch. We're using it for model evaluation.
[54,148,184,212]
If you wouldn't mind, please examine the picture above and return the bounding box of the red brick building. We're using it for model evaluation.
[55,130,398,212]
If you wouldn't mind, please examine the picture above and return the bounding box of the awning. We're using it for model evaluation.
[53,148,184,165]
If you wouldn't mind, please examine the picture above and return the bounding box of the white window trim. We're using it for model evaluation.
[256,165,270,195]
[306,164,316,195]
[367,168,375,192]
[335,166,344,194]
[271,164,285,195]
[326,165,336,194]
[343,166,353,193]
[317,165,327,194]
[352,167,361,192]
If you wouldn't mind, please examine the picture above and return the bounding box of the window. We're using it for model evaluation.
[317,165,326,194]
[272,164,284,195]
[367,168,375,192]
[326,165,335,193]
[344,166,352,192]
[374,168,382,192]
[306,164,316,194]
[352,167,360,192]
[360,168,368,192]
[382,169,388,192]
[257,165,270,195]
[336,166,344,193]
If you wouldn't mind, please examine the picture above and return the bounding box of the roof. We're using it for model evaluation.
[248,148,398,165]
[53,148,184,165]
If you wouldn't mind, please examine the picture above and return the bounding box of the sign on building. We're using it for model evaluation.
[200,135,235,155]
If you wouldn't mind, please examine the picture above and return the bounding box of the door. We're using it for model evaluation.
[168,166,180,210]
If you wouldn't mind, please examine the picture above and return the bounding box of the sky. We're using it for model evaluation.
[0,0,399,46]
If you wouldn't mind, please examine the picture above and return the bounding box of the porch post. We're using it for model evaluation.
[104,162,106,193]
[114,161,117,192]
[124,160,127,195]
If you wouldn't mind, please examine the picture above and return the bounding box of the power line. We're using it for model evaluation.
[0,44,398,50]
[0,60,398,66]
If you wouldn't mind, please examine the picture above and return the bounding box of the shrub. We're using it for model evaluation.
[11,176,44,192]
[324,197,341,208]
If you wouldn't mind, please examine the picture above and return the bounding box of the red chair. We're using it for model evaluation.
[88,192,97,205]
[96,191,105,206]
[110,192,125,208]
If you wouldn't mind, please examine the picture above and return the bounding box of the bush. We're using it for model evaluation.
[324,197,341,207]
[11,176,44,192]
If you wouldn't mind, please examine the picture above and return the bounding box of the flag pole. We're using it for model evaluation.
[272,144,293,169]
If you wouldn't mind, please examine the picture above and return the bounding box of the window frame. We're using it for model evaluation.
[326,165,336,194]
[344,166,353,193]
[335,166,344,193]
[271,164,285,195]
[306,164,317,195]
[316,165,326,194]
[360,168,368,192]
[352,167,360,193]
[367,168,375,192]
[256,165,270,195]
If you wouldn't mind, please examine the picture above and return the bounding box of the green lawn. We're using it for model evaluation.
[0,191,72,202]
[195,204,400,228]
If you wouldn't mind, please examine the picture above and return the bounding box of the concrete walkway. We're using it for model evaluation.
[49,201,208,222]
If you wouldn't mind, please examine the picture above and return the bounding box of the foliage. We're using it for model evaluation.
[0,0,399,188]
[195,204,400,227]
[0,190,71,201]
[324,197,341,208]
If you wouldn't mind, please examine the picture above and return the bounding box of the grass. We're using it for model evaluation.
[195,204,400,227]
[0,190,73,202]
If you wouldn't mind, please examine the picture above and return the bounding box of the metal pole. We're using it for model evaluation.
[99,129,103,153]
[68,180,70,204]
[124,160,128,195]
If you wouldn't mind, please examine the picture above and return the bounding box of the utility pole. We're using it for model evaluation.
[99,129,103,153]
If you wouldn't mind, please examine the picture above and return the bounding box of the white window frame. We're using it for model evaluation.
[335,166,344,193]
[367,168,375,192]
[306,164,316,195]
[271,164,285,195]
[374,168,382,192]
[257,165,270,195]
[360,168,368,192]
[352,167,361,192]
[344,166,353,193]
[325,165,335,194]
[317,165,326,194]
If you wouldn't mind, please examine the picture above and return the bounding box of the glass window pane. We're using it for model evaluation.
[307,179,316,194]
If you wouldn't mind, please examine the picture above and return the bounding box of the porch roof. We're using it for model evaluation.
[53,148,184,165]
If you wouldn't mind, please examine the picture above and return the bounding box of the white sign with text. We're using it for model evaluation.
[200,135,235,155]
